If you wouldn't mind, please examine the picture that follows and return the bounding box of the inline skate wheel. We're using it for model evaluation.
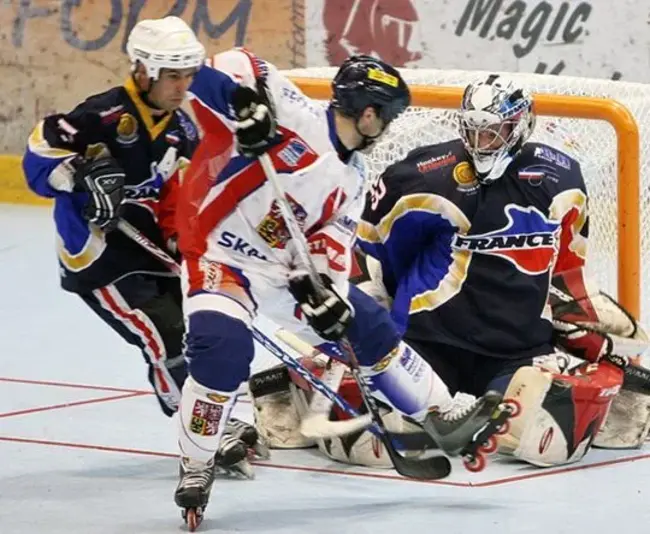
[463,453,486,473]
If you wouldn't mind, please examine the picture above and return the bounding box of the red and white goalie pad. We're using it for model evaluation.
[541,267,650,451]
[499,360,624,466]
[249,356,420,468]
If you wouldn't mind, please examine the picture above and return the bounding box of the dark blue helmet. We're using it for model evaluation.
[331,55,410,125]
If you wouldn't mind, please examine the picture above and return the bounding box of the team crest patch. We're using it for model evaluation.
[257,195,307,249]
[452,161,478,190]
[116,113,138,145]
[189,399,223,436]
[451,204,561,275]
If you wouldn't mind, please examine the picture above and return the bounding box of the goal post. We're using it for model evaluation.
[287,72,641,320]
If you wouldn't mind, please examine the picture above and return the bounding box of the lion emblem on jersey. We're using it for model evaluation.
[257,195,307,249]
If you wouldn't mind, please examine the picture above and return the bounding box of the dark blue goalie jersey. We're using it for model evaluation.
[358,139,589,359]
[23,77,199,293]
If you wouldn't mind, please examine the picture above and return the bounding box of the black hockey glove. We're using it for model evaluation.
[232,81,279,157]
[288,271,354,341]
[73,157,125,231]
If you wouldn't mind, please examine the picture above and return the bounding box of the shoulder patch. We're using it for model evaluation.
[533,146,571,170]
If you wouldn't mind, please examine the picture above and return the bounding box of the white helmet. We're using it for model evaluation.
[458,75,535,184]
[126,16,205,80]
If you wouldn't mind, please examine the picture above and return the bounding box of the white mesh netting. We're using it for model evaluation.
[282,67,650,326]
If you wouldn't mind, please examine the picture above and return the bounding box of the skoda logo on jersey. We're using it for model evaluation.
[452,204,561,275]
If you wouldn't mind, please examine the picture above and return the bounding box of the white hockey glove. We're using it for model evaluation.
[288,271,354,341]
[232,80,279,157]
[73,156,125,231]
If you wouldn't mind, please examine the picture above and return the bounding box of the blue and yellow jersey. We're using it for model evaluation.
[23,78,198,292]
[358,139,588,359]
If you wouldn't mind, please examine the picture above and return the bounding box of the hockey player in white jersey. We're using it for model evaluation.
[172,50,515,529]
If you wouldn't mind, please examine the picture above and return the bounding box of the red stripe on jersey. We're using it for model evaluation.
[306,187,347,237]
[186,126,319,257]
[554,206,585,274]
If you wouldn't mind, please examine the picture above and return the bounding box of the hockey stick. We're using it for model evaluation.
[252,326,438,452]
[115,218,438,452]
[117,220,181,276]
[257,153,451,479]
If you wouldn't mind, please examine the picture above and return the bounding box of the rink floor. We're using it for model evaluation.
[1,204,649,534]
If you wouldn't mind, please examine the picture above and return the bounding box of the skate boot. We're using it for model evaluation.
[174,456,216,532]
[213,432,254,480]
[422,390,520,472]
[226,417,271,460]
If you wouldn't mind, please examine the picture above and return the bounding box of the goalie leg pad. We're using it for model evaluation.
[499,363,623,467]
[593,387,650,449]
[249,364,316,449]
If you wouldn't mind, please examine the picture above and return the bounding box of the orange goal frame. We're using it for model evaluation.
[290,78,641,319]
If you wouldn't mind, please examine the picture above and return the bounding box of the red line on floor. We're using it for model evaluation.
[0,376,152,394]
[0,434,647,487]
[0,392,147,418]
[471,452,650,487]
[0,377,252,403]
[0,435,468,486]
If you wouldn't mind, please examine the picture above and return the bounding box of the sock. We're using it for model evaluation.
[178,375,238,462]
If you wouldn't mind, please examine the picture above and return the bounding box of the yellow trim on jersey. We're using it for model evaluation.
[27,121,77,159]
[358,193,471,245]
[358,193,473,314]
[549,188,588,260]
[123,77,172,140]
[57,225,106,272]
[409,249,471,314]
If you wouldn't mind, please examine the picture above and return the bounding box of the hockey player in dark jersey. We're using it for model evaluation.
[23,15,203,417]
[353,75,650,467]
[20,17,267,475]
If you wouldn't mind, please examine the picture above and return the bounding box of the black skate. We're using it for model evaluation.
[422,391,520,473]
[226,417,271,460]
[213,433,254,480]
[175,457,215,532]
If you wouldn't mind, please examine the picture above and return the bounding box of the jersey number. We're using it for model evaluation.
[369,176,386,211]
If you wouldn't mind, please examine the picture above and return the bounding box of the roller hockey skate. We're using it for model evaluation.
[422,390,520,473]
[213,418,271,480]
[226,417,270,460]
[175,456,215,532]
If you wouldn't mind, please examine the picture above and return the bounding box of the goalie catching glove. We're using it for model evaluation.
[232,80,279,157]
[288,271,354,341]
[72,156,125,231]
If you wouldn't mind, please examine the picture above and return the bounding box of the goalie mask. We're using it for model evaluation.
[458,75,535,184]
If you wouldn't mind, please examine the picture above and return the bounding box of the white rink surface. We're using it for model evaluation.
[1,204,650,534]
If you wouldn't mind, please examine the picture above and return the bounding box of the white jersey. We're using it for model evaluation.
[182,48,367,288]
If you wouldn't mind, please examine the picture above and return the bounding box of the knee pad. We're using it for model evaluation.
[185,311,254,391]
[345,285,400,366]
[499,364,623,467]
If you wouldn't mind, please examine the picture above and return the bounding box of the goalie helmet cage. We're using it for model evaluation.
[283,68,642,323]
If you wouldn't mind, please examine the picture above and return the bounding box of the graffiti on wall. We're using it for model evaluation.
[454,0,621,79]
[312,0,640,81]
[323,0,422,68]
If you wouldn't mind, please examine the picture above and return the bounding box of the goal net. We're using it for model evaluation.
[249,68,649,376]
[282,67,648,325]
